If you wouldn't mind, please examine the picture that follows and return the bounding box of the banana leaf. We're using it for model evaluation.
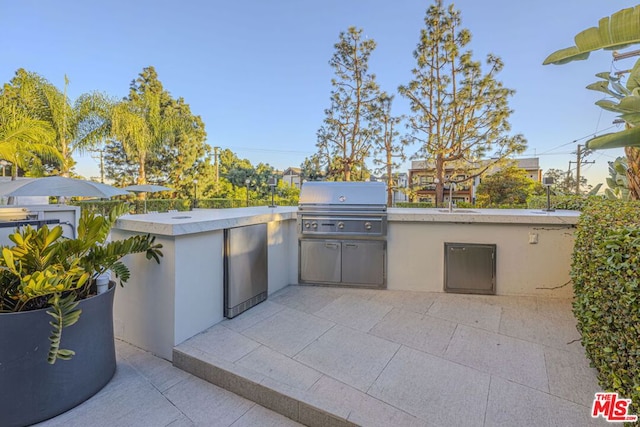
[617,95,640,112]
[586,127,640,150]
[595,99,623,113]
[595,71,616,81]
[586,81,623,99]
[627,58,640,91]
[619,112,640,125]
[543,6,640,65]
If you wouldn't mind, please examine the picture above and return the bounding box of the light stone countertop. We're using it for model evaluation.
[114,206,297,236]
[387,208,580,225]
[114,206,579,237]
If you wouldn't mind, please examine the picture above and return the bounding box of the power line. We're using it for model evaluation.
[229,146,312,155]
[535,125,619,156]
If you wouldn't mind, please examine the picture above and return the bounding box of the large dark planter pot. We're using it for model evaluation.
[0,283,117,427]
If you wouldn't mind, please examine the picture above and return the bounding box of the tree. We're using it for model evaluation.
[371,94,408,206]
[110,66,193,187]
[476,167,542,207]
[544,168,588,194]
[103,139,138,187]
[399,0,526,207]
[2,69,113,178]
[316,27,381,181]
[300,155,324,182]
[0,70,61,180]
[144,97,209,198]
[543,5,640,199]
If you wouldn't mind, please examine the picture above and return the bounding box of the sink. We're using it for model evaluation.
[438,209,478,213]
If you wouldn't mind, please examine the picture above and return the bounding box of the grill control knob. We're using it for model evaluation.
[304,222,310,229]
[337,222,344,229]
[311,222,318,229]
[364,222,372,230]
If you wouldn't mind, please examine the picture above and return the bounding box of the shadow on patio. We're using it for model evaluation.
[174,285,608,427]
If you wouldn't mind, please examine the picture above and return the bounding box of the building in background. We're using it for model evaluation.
[282,167,302,188]
[371,173,409,205]
[408,158,542,204]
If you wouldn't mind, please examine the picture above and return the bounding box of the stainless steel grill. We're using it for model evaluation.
[297,182,387,288]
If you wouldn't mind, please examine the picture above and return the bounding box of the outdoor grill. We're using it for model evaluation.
[297,181,387,288]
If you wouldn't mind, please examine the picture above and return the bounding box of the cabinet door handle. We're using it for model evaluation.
[325,243,339,248]
[345,243,358,248]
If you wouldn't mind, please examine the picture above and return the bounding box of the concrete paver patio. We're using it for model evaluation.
[175,285,610,427]
[37,285,609,426]
[35,340,303,427]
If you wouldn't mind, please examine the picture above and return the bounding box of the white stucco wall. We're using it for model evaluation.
[387,221,575,297]
[112,208,297,360]
[111,207,578,360]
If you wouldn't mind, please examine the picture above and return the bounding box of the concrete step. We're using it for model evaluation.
[173,345,357,427]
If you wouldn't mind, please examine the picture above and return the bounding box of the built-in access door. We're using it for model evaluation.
[444,243,496,295]
[341,240,385,286]
[299,239,342,283]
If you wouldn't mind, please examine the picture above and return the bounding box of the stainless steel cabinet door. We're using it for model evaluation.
[300,240,341,283]
[444,243,496,294]
[225,224,268,317]
[341,240,385,285]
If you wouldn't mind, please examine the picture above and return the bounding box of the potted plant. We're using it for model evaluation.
[0,205,162,427]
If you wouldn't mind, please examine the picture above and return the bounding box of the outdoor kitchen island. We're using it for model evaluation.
[111,206,579,361]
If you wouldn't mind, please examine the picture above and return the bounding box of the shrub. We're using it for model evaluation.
[527,194,599,211]
[571,198,640,416]
[395,202,434,208]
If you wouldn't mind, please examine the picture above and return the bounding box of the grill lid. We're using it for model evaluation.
[298,182,387,207]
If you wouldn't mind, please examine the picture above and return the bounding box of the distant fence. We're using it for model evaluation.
[71,198,298,214]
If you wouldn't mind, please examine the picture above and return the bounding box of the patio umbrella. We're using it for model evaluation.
[0,176,129,198]
[123,184,172,213]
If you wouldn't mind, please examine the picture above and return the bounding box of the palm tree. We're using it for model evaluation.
[110,67,189,186]
[0,71,62,180]
[544,5,640,199]
[21,70,113,177]
[0,118,59,179]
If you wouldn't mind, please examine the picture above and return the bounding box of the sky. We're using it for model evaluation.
[2,0,638,187]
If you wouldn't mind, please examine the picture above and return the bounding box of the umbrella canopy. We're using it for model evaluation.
[0,176,129,198]
[123,184,172,214]
[123,184,172,193]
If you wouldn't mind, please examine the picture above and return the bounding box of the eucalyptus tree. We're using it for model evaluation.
[544,5,640,199]
[399,0,526,206]
[110,66,194,187]
[316,27,381,181]
[371,94,408,206]
[0,70,61,180]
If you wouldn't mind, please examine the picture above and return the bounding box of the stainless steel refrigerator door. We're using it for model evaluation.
[224,223,268,318]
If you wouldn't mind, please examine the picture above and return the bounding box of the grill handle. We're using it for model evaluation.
[325,243,340,249]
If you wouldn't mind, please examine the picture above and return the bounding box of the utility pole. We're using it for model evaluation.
[90,148,106,183]
[575,144,595,195]
[213,146,220,185]
[576,145,581,195]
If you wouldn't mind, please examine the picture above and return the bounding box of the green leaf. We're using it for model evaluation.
[586,81,624,99]
[618,112,640,126]
[595,99,623,113]
[617,95,640,112]
[586,127,640,150]
[543,6,640,65]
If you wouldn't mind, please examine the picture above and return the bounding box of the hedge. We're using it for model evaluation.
[571,198,640,418]
[72,198,298,214]
[527,194,598,211]
[394,202,434,208]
